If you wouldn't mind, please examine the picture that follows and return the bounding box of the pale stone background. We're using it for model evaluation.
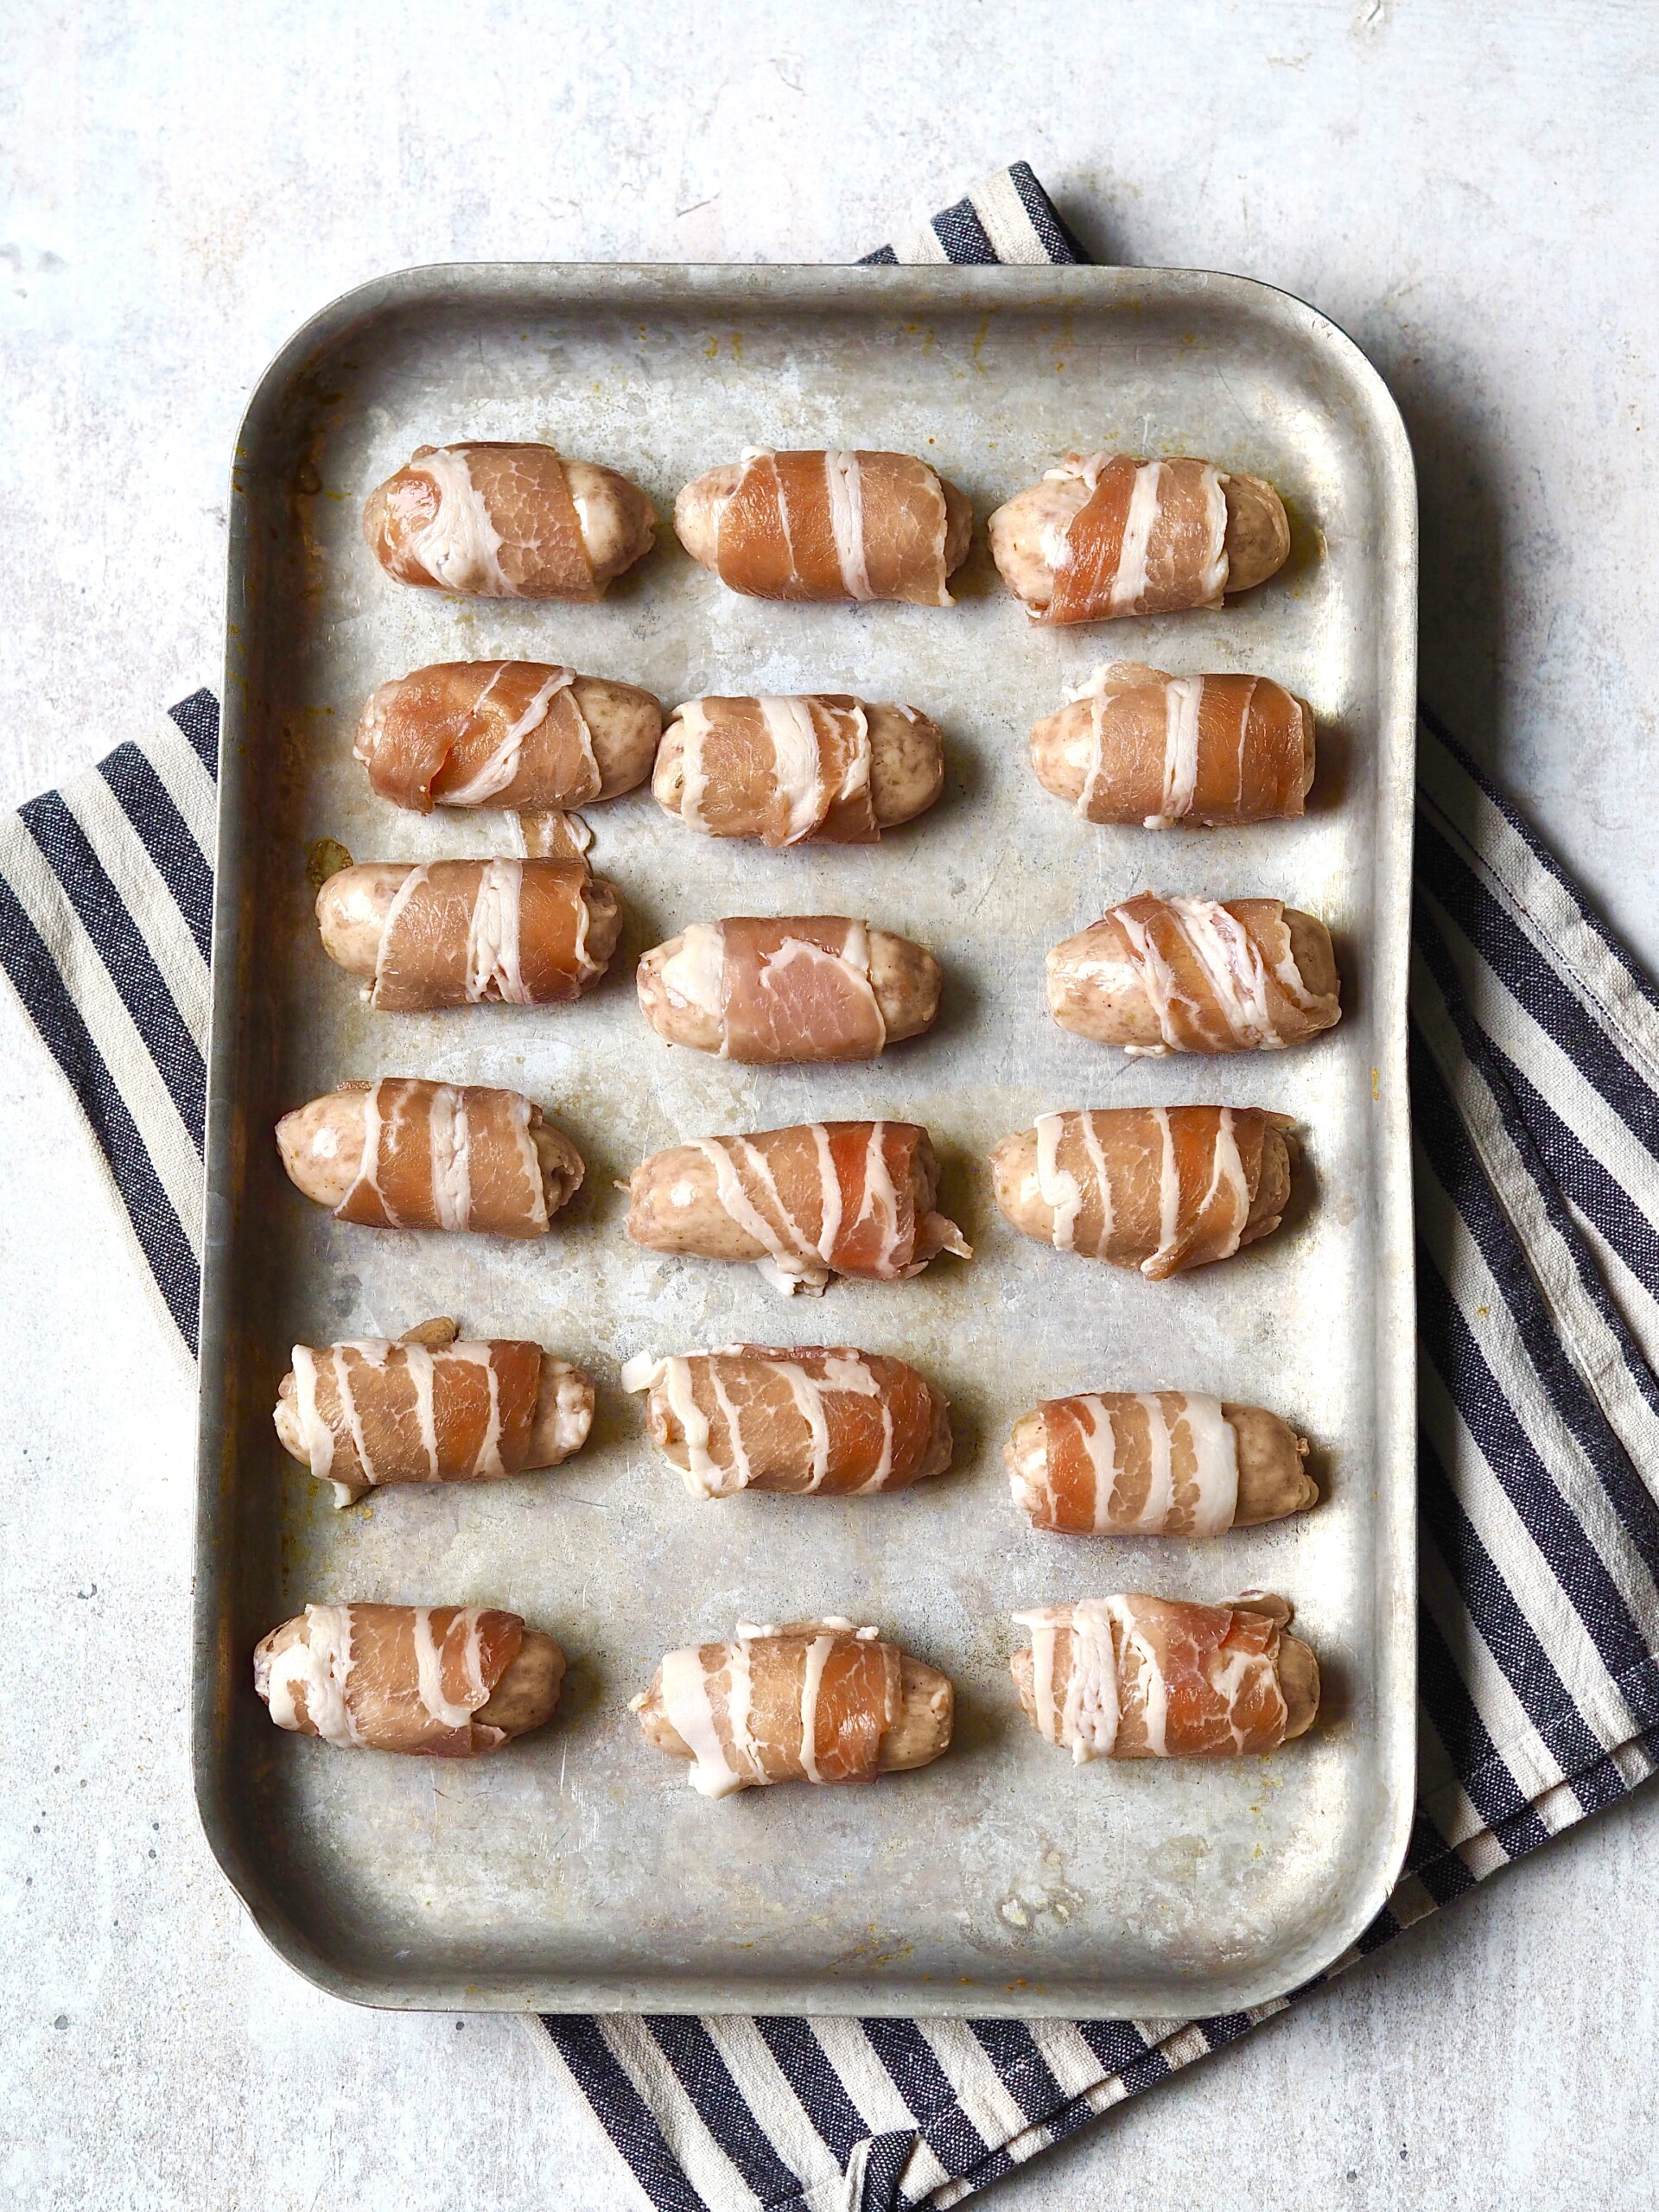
[3,2,1658,2205]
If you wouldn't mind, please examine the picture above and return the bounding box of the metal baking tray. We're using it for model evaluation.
[195,262,1417,2016]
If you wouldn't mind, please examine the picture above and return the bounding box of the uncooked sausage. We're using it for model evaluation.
[254,1602,565,1754]
[1046,894,1339,1054]
[1005,1392,1315,1535]
[626,1120,970,1293]
[317,860,620,1009]
[988,454,1289,623]
[991,1106,1296,1278]
[1029,662,1315,827]
[354,662,662,814]
[1009,1594,1319,1758]
[676,449,972,605]
[622,1345,952,1497]
[636,917,940,1061]
[364,443,655,599]
[274,1318,594,1506]
[632,1619,953,1794]
[276,1077,582,1237]
[652,696,944,845]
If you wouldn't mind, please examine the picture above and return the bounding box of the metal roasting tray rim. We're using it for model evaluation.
[196,259,1418,2016]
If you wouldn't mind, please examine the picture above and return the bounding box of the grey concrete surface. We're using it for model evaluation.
[3,3,1659,2206]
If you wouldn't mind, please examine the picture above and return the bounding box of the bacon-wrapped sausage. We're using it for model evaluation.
[1010,1594,1319,1759]
[354,662,662,815]
[989,454,1289,625]
[636,918,940,1063]
[992,1107,1295,1279]
[364,444,655,601]
[632,1619,953,1796]
[255,1602,564,1756]
[1006,1393,1314,1536]
[675,450,972,606]
[275,1319,594,1507]
[621,1345,951,1497]
[1030,662,1315,828]
[316,860,620,1011]
[626,1120,970,1294]
[276,1078,582,1238]
[1046,894,1340,1056]
[652,696,944,847]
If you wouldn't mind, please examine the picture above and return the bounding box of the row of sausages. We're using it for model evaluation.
[274,1090,1294,1286]
[315,871,1341,1058]
[275,1323,1313,1527]
[363,442,1291,624]
[350,664,1313,833]
[255,1596,1318,1786]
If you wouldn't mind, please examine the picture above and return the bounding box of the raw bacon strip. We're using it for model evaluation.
[253,1602,531,1757]
[283,1337,543,1500]
[1010,1393,1240,1535]
[671,695,878,847]
[1062,664,1313,828]
[369,859,610,1010]
[705,450,955,606]
[364,444,598,600]
[632,1621,904,1795]
[1011,1594,1312,1760]
[621,1345,950,1497]
[627,1119,971,1292]
[712,917,886,1063]
[992,1105,1295,1279]
[336,1078,555,1238]
[354,662,607,813]
[1040,454,1228,624]
[1047,893,1341,1055]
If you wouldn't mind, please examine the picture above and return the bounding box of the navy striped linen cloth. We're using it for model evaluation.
[4,168,1659,2212]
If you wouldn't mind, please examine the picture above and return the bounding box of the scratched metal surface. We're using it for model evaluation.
[194,263,1417,2015]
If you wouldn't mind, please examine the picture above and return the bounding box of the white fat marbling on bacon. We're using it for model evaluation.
[748,925,885,1056]
[1168,897,1279,1046]
[1148,1106,1182,1278]
[1146,677,1205,828]
[810,1122,843,1270]
[1108,460,1162,614]
[1034,1111,1084,1251]
[653,1644,747,1797]
[290,1346,336,1480]
[1196,466,1230,602]
[1071,1396,1124,1532]
[693,1135,828,1294]
[428,1084,473,1232]
[772,1359,833,1489]
[660,923,725,1016]
[445,1342,505,1476]
[1109,1596,1171,1755]
[442,666,582,805]
[797,1626,838,1783]
[677,701,717,831]
[758,697,830,844]
[1181,1395,1242,1537]
[1012,1601,1122,1764]
[262,1604,362,1747]
[406,448,512,595]
[1204,1106,1250,1253]
[658,1355,718,1494]
[464,860,529,1004]
[853,1121,903,1274]
[823,450,874,601]
[342,1084,391,1221]
[815,1352,893,1492]
[412,1606,480,1730]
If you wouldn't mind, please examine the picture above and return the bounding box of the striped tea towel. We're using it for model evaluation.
[4,169,1658,2212]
